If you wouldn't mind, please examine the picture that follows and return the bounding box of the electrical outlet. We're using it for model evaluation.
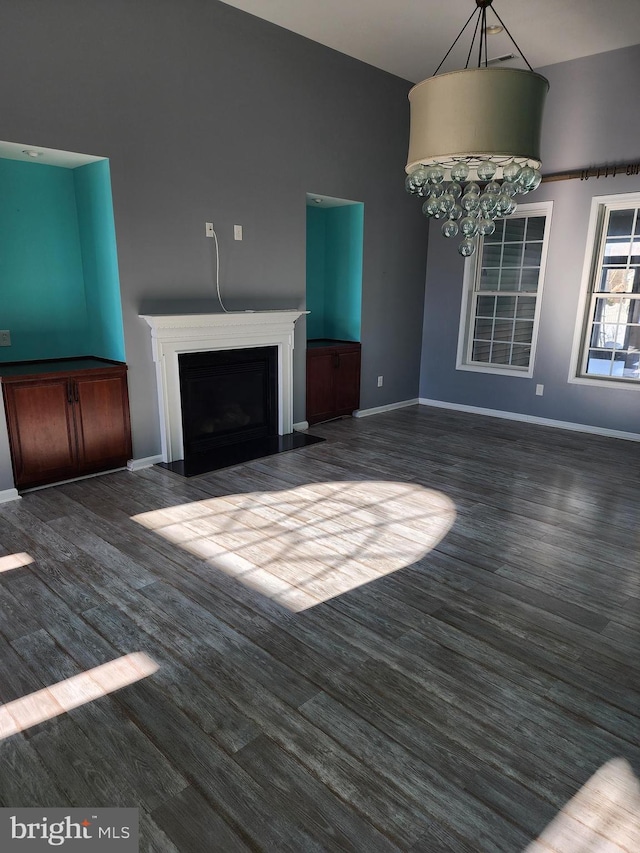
[205,222,214,237]
[377,375,383,387]
[0,330,11,347]
[536,384,544,396]
[234,224,243,241]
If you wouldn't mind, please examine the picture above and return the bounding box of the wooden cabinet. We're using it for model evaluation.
[306,339,361,426]
[1,358,132,489]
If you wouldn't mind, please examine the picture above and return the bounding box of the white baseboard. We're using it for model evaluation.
[0,488,21,504]
[127,455,164,471]
[419,398,640,442]
[293,421,309,431]
[353,399,419,419]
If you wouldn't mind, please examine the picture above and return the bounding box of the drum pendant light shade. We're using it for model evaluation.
[404,0,550,256]
[406,67,549,179]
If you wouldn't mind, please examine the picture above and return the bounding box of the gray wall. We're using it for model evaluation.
[420,44,640,434]
[0,0,428,491]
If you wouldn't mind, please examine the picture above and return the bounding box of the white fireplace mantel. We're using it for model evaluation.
[141,310,307,463]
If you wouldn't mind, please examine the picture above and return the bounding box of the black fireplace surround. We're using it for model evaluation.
[179,346,278,457]
[160,345,322,477]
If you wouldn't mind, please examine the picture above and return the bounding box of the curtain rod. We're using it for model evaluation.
[542,161,640,184]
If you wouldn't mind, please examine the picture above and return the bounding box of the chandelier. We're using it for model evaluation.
[405,0,549,256]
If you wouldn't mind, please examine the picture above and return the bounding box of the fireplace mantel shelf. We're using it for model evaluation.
[141,310,307,463]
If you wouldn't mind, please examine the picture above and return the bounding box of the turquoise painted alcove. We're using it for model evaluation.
[306,198,363,342]
[0,149,125,363]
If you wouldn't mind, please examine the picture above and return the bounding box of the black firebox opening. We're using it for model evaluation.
[179,346,278,459]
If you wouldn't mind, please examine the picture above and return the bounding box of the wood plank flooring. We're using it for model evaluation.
[0,405,639,852]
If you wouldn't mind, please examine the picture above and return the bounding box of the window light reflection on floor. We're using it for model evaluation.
[0,552,34,573]
[525,758,640,852]
[0,653,159,741]
[132,481,457,612]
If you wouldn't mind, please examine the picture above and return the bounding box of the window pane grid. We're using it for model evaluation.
[470,291,537,367]
[463,209,548,374]
[583,204,640,381]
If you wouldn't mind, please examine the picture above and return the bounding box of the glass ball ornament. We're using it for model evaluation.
[458,238,476,257]
[478,218,496,237]
[449,204,463,221]
[405,165,429,194]
[426,164,445,183]
[476,160,497,181]
[517,166,542,193]
[479,192,497,215]
[465,182,481,197]
[494,193,510,215]
[501,181,518,197]
[429,183,445,198]
[459,216,479,238]
[422,197,440,217]
[461,192,480,213]
[447,181,463,199]
[495,193,517,216]
[441,220,459,239]
[439,193,455,215]
[503,161,523,182]
[451,162,470,182]
[527,169,542,191]
[485,181,501,196]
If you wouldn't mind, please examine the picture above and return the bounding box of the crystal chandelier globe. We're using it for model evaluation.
[405,0,549,257]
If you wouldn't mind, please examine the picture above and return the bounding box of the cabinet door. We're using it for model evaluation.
[74,371,132,473]
[334,350,361,415]
[306,352,336,425]
[3,379,77,488]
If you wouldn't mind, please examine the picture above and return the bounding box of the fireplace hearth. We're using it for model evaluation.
[141,311,323,476]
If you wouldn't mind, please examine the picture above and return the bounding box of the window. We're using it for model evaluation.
[572,196,640,385]
[457,203,552,378]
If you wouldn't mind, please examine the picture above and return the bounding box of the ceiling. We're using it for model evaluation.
[218,0,640,82]
[0,140,104,169]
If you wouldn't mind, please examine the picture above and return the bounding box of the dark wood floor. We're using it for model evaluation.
[0,405,639,852]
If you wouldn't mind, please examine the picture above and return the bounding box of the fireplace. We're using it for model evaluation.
[141,311,309,468]
[179,346,278,458]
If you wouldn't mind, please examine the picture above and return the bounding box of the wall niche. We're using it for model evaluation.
[0,141,125,364]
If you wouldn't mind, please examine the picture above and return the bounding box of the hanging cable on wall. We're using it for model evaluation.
[210,224,230,313]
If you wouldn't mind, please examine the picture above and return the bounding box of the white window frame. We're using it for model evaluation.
[456,201,553,379]
[568,191,640,391]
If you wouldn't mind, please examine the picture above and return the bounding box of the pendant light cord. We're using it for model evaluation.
[432,7,477,76]
[432,1,535,77]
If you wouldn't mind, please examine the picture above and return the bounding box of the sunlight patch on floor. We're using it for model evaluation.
[525,759,640,852]
[132,481,456,611]
[0,653,158,740]
[0,552,34,573]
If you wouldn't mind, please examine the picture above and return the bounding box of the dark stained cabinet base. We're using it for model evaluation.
[1,357,132,490]
[306,339,361,426]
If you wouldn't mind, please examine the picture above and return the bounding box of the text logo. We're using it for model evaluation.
[1,809,138,851]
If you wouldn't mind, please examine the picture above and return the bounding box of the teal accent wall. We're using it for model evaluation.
[306,203,363,342]
[74,160,125,362]
[0,157,124,364]
[0,158,90,362]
